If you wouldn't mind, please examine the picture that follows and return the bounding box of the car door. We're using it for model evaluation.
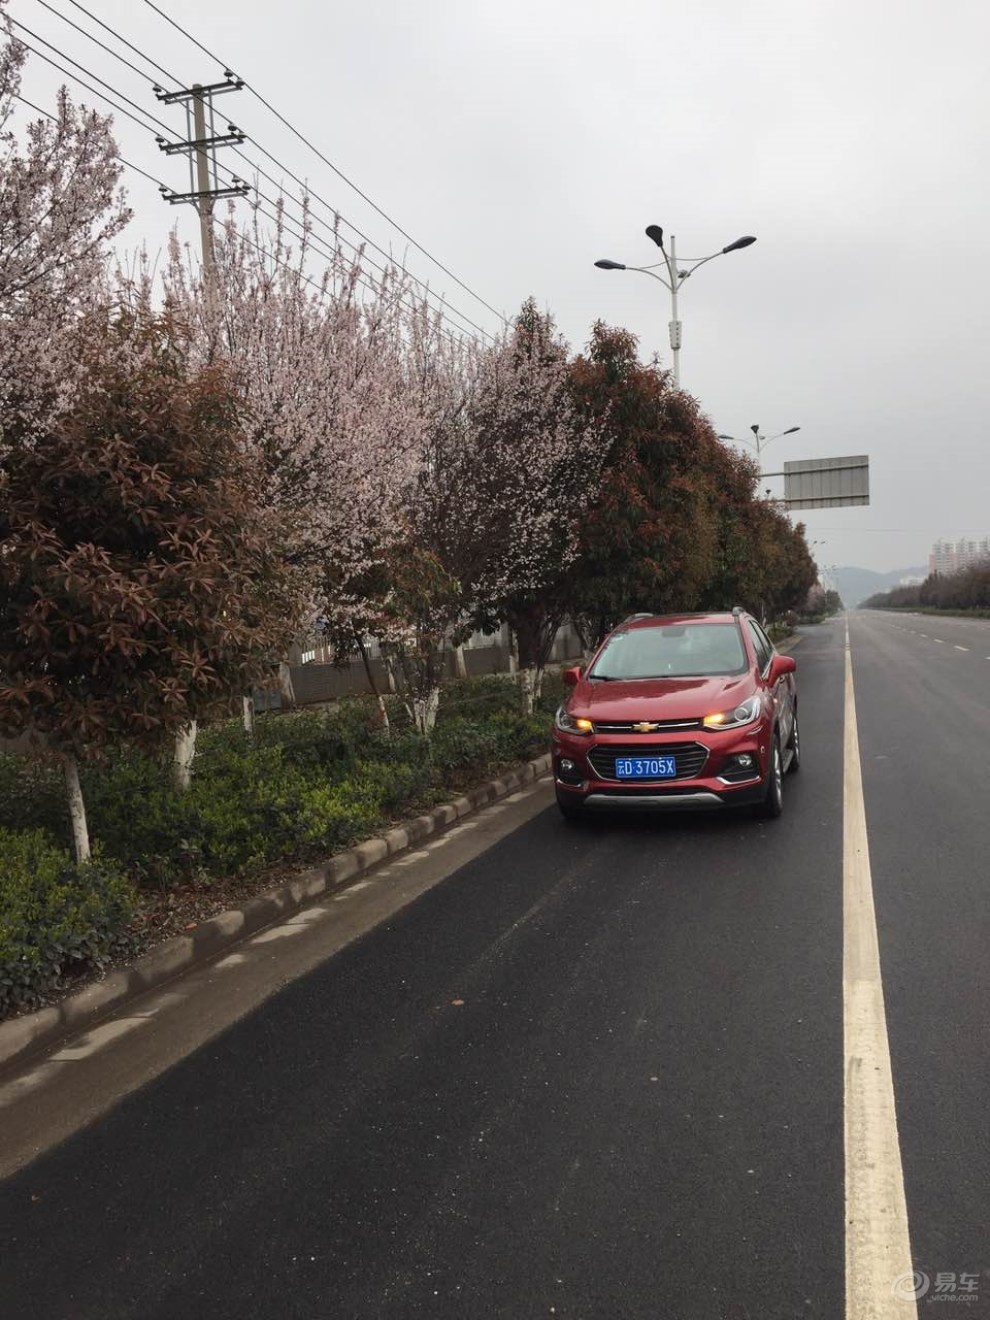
[748,620,793,744]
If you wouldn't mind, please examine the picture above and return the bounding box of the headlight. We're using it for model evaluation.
[702,695,762,730]
[555,706,595,735]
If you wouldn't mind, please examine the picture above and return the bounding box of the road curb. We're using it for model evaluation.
[0,753,553,1073]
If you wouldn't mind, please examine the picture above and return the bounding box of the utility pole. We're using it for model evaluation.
[155,74,256,740]
[155,72,249,294]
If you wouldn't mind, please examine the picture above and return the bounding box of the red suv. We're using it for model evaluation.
[552,609,798,820]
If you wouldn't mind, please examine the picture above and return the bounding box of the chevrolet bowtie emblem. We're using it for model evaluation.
[633,721,659,733]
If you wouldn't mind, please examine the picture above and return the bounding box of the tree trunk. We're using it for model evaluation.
[454,643,468,679]
[412,686,440,734]
[356,635,390,737]
[278,661,296,709]
[383,653,398,694]
[242,694,255,735]
[519,666,537,716]
[377,695,391,735]
[173,720,197,791]
[62,751,91,864]
[506,624,519,675]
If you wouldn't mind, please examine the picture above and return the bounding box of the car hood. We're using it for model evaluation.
[569,674,753,723]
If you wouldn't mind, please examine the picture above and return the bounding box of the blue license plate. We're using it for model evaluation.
[614,756,677,779]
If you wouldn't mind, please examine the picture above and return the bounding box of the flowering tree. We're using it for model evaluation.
[0,303,307,861]
[379,300,606,722]
[464,301,607,710]
[160,207,428,635]
[0,3,130,448]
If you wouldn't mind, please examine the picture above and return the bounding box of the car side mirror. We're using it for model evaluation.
[562,665,582,688]
[768,654,796,683]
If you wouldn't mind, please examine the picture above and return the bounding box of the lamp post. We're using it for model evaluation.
[595,225,756,387]
[717,424,800,471]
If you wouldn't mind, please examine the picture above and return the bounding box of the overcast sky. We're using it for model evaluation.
[12,0,990,574]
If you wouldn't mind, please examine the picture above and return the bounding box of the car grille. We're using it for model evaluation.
[594,718,703,732]
[587,742,709,781]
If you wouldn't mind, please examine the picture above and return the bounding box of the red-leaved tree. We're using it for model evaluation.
[0,303,307,860]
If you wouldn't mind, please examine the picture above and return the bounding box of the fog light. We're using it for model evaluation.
[735,754,754,769]
[556,757,583,786]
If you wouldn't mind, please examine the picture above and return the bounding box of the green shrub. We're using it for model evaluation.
[0,753,69,842]
[766,621,794,644]
[353,757,434,815]
[182,742,314,874]
[0,828,136,1016]
[0,687,555,910]
[428,710,547,781]
[79,745,190,884]
[437,674,520,722]
[252,704,375,777]
[298,758,435,851]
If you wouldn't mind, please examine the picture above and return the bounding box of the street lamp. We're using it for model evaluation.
[594,225,756,387]
[717,424,800,470]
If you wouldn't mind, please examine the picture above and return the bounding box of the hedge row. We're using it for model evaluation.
[0,676,559,1016]
[0,830,136,1016]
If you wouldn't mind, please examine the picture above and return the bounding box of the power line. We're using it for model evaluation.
[12,92,171,190]
[18,7,497,340]
[6,90,472,351]
[14,31,488,340]
[210,209,474,352]
[227,165,494,341]
[10,85,474,354]
[31,0,178,90]
[8,19,175,138]
[244,195,478,348]
[140,0,507,327]
[61,0,180,86]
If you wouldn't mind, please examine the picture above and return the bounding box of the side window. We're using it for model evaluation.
[747,620,773,673]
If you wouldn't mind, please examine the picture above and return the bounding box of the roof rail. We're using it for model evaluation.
[621,613,655,624]
[731,605,745,617]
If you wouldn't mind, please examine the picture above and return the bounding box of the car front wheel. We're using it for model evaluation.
[754,735,784,819]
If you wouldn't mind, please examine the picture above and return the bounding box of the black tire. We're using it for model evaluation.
[787,710,801,774]
[754,735,784,819]
[555,788,585,821]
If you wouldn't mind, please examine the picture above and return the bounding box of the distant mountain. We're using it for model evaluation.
[833,565,929,608]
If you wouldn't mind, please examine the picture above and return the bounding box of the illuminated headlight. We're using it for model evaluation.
[555,706,595,735]
[702,695,762,730]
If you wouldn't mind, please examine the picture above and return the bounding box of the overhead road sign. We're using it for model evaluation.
[779,455,870,509]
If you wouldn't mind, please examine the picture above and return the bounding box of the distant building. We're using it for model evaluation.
[929,536,990,576]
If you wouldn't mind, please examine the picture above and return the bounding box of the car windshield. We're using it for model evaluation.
[589,622,747,680]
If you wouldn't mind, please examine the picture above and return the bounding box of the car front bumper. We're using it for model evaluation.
[552,726,771,810]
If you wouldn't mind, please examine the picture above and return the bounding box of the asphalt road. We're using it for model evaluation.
[0,613,986,1319]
